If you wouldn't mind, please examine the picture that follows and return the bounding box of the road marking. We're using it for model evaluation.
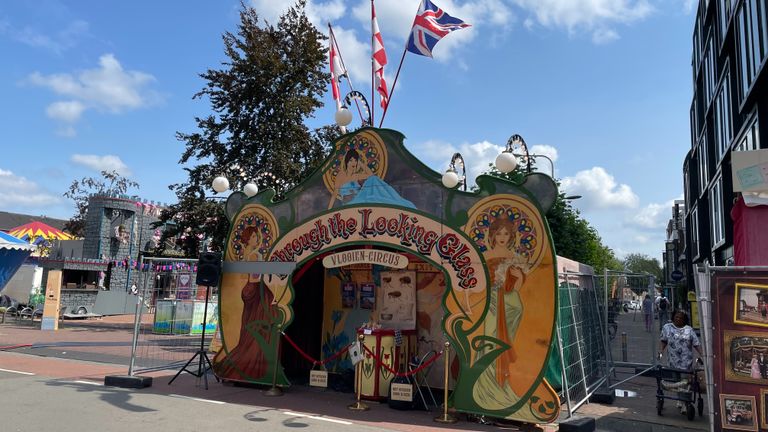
[169,394,226,405]
[0,367,35,376]
[71,380,102,386]
[282,411,353,425]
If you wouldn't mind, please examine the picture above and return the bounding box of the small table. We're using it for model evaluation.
[356,328,416,401]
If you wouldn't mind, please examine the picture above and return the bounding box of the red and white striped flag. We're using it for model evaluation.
[329,29,346,109]
[372,2,388,110]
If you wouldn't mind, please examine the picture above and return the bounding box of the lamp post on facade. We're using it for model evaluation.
[335,90,371,129]
[495,134,557,177]
[441,153,467,191]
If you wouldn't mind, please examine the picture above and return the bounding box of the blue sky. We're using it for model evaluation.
[0,0,696,262]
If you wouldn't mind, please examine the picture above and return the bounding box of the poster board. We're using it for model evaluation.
[379,271,416,330]
[709,269,768,432]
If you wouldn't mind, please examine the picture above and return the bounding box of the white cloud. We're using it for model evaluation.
[416,139,505,187]
[27,54,160,134]
[249,0,346,27]
[560,166,639,210]
[0,168,62,208]
[511,0,654,43]
[529,144,558,176]
[0,19,89,54]
[71,154,132,176]
[628,197,681,230]
[45,100,85,122]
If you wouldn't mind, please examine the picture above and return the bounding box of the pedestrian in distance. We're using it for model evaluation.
[642,294,654,332]
[657,294,670,330]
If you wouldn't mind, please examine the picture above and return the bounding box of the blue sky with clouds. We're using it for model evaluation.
[0,0,697,261]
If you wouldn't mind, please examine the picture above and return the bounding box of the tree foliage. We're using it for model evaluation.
[157,1,338,257]
[63,170,139,238]
[622,253,663,281]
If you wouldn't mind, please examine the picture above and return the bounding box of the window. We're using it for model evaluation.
[713,71,732,161]
[691,206,700,259]
[693,19,702,77]
[698,138,709,195]
[719,0,733,41]
[703,35,717,106]
[736,0,768,98]
[690,103,698,146]
[735,114,760,151]
[709,176,725,247]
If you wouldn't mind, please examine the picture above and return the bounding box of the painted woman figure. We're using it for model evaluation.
[328,149,415,209]
[750,353,762,379]
[215,226,277,380]
[473,217,526,409]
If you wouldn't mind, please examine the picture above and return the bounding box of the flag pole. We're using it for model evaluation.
[378,48,406,128]
[370,0,375,126]
[329,23,366,124]
[379,0,422,128]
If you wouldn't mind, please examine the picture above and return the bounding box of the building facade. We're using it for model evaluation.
[684,0,768,275]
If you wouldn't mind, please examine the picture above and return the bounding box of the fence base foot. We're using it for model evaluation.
[104,375,153,389]
[558,416,595,432]
[589,388,615,405]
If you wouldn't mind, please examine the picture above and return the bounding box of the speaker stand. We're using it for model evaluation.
[168,285,220,389]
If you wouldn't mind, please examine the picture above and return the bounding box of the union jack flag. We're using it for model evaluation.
[406,0,470,58]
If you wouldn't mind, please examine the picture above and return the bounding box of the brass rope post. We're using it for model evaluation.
[348,333,370,411]
[434,341,457,423]
[265,323,283,397]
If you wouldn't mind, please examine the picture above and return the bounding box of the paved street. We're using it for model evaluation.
[0,315,712,432]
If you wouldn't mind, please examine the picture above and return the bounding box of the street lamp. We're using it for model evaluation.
[495,134,556,177]
[442,153,466,191]
[335,90,371,128]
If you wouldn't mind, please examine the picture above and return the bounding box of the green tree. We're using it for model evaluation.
[63,170,139,238]
[157,1,338,257]
[622,253,663,281]
[478,163,621,272]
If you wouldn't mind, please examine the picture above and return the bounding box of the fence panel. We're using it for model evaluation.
[126,257,216,375]
[558,269,611,416]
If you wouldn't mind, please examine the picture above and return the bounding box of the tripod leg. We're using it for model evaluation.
[202,352,220,382]
[169,351,201,385]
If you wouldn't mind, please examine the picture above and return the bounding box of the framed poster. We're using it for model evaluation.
[176,273,192,300]
[341,282,356,308]
[762,389,768,430]
[720,394,758,431]
[360,283,375,310]
[734,283,768,328]
[723,330,768,385]
[379,271,416,330]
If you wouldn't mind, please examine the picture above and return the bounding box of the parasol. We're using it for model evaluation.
[8,221,75,241]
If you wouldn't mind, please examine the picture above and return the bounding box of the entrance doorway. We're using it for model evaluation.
[281,258,324,382]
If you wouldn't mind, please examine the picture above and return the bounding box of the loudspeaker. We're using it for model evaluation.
[196,252,222,286]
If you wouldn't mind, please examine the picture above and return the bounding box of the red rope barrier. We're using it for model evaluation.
[0,344,32,351]
[281,332,350,366]
[361,343,442,378]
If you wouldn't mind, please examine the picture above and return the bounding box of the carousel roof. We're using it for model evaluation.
[8,221,75,241]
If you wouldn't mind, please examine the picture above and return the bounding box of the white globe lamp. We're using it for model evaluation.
[495,151,518,174]
[441,168,460,189]
[243,182,259,197]
[212,176,229,194]
[335,107,353,127]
